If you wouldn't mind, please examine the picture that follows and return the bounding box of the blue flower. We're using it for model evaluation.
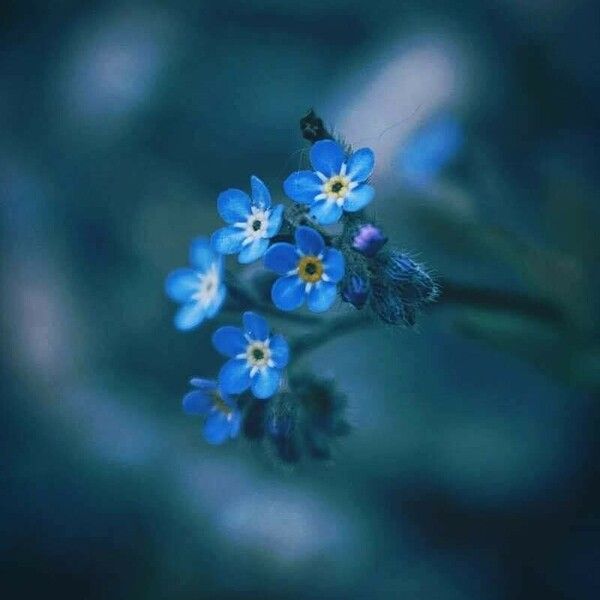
[211,175,284,264]
[264,226,344,313]
[283,139,375,225]
[165,237,226,331]
[182,378,241,445]
[212,311,289,400]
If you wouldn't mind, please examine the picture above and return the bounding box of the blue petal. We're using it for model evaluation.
[217,189,251,224]
[310,200,343,225]
[203,412,230,445]
[205,284,226,318]
[165,268,198,302]
[212,326,246,357]
[251,367,281,399]
[189,237,215,271]
[219,358,252,394]
[174,302,205,330]
[346,147,375,182]
[307,281,337,312]
[213,252,223,276]
[243,311,269,341]
[238,238,269,264]
[269,334,289,368]
[182,390,213,415]
[250,175,271,209]
[264,243,298,275]
[190,378,218,389]
[265,204,284,237]
[322,248,345,283]
[310,140,344,176]
[229,411,242,439]
[343,184,375,212]
[211,227,246,255]
[283,170,323,204]
[295,226,324,256]
[271,275,306,311]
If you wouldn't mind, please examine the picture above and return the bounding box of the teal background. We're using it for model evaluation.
[1,1,599,598]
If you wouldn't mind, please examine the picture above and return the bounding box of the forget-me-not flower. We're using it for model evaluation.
[165,237,226,331]
[213,311,289,400]
[264,226,344,312]
[211,175,284,264]
[183,378,241,445]
[283,139,375,225]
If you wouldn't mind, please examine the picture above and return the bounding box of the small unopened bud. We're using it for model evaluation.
[384,251,437,303]
[352,224,387,257]
[342,275,369,309]
[369,249,438,326]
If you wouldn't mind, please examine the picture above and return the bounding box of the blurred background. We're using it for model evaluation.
[1,1,599,598]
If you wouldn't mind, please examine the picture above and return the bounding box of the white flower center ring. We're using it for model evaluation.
[235,206,270,246]
[237,338,274,377]
[193,264,220,307]
[315,163,359,206]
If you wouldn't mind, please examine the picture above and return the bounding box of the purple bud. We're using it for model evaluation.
[352,224,388,257]
[342,275,369,309]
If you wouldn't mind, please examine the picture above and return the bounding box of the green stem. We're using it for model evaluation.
[436,279,564,325]
[224,270,318,325]
[285,278,565,360]
[290,311,373,359]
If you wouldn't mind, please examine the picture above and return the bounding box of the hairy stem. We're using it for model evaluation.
[286,280,564,359]
[436,280,565,325]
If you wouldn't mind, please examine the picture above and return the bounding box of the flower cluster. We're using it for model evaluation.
[338,222,438,324]
[165,115,437,456]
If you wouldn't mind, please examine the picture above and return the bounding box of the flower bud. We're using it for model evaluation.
[384,251,437,303]
[369,249,438,326]
[342,275,369,309]
[352,224,387,257]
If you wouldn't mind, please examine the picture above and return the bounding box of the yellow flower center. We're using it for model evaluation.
[246,341,271,367]
[323,175,350,200]
[297,255,324,283]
